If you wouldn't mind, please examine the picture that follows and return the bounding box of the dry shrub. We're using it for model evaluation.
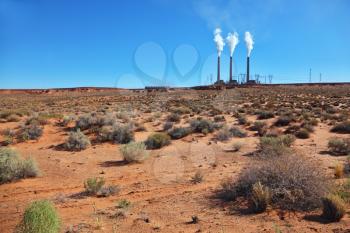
[295,128,310,139]
[331,121,350,134]
[0,148,39,184]
[190,118,215,134]
[18,124,44,141]
[145,133,171,149]
[219,153,329,211]
[334,164,344,179]
[322,194,346,222]
[64,130,91,151]
[84,177,105,196]
[120,142,149,163]
[250,182,270,213]
[168,127,191,140]
[328,138,350,155]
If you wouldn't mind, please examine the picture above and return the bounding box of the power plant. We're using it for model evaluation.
[213,29,256,85]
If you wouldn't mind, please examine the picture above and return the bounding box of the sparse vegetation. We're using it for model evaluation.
[190,118,215,134]
[331,121,350,134]
[168,127,191,139]
[84,177,105,196]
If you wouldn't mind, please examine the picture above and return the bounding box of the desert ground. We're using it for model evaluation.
[1,85,350,233]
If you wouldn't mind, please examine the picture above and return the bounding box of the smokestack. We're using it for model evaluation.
[246,57,250,83]
[213,28,224,84]
[217,56,221,82]
[229,56,233,82]
[244,32,254,84]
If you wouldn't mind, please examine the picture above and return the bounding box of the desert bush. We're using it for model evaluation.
[250,182,270,213]
[274,115,293,127]
[60,115,75,127]
[215,127,231,141]
[25,115,49,126]
[109,124,134,144]
[229,127,247,138]
[295,128,310,139]
[168,127,191,140]
[19,124,43,141]
[219,153,329,211]
[232,142,244,152]
[260,134,295,149]
[250,121,267,136]
[145,133,171,149]
[257,111,274,120]
[163,121,174,131]
[167,113,181,123]
[99,185,120,197]
[16,200,60,233]
[334,164,344,179]
[7,114,21,122]
[328,138,350,155]
[190,118,215,134]
[120,142,149,163]
[170,106,191,115]
[75,114,98,130]
[331,121,350,134]
[322,194,346,222]
[0,148,39,184]
[191,171,204,184]
[214,115,226,122]
[237,115,247,125]
[84,177,105,196]
[64,130,91,151]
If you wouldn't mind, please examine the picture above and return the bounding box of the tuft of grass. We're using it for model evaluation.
[334,164,344,179]
[16,200,60,233]
[322,194,346,222]
[191,171,204,184]
[84,177,105,196]
[145,133,170,149]
[251,182,270,213]
[120,142,149,163]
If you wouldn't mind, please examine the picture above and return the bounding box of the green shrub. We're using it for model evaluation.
[16,200,60,233]
[274,115,293,127]
[64,130,91,151]
[295,128,310,139]
[322,194,346,222]
[229,127,247,138]
[19,124,43,141]
[190,119,215,134]
[168,127,191,140]
[109,124,134,144]
[84,177,105,196]
[0,148,39,184]
[215,127,231,141]
[251,182,270,213]
[257,111,274,120]
[331,121,350,134]
[167,113,181,123]
[120,142,149,163]
[328,138,350,155]
[259,135,295,154]
[145,133,171,149]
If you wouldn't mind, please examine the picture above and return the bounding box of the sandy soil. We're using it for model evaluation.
[1,87,350,233]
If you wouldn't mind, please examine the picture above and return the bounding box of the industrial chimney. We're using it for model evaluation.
[246,56,250,83]
[229,56,233,82]
[217,56,221,82]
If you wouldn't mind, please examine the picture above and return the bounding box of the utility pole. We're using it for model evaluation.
[309,68,312,83]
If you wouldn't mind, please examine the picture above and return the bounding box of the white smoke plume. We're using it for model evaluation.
[213,28,225,57]
[244,31,254,57]
[226,32,239,57]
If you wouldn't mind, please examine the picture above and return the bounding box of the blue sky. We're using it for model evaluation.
[0,0,349,88]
